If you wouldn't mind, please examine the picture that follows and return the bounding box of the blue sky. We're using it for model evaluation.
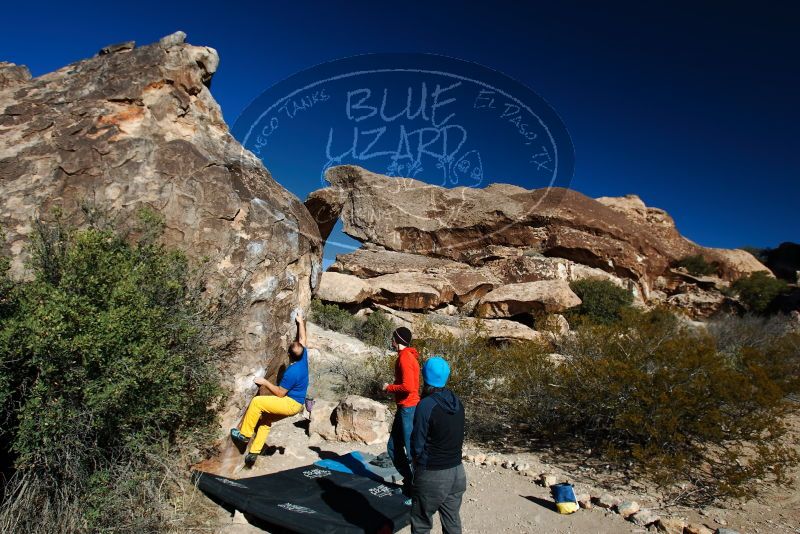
[1,1,797,253]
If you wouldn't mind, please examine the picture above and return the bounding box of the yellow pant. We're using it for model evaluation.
[240,395,302,454]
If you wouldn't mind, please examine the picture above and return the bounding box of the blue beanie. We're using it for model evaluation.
[422,356,450,388]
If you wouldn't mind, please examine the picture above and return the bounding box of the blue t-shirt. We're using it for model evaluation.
[279,347,309,405]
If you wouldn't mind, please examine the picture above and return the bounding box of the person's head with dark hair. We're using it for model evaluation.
[391,327,412,351]
[288,340,304,361]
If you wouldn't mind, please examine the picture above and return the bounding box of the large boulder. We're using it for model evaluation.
[316,271,372,305]
[667,288,729,318]
[329,245,467,278]
[328,246,629,310]
[367,271,455,310]
[0,34,323,439]
[333,395,391,445]
[308,399,338,441]
[476,280,582,318]
[306,166,769,291]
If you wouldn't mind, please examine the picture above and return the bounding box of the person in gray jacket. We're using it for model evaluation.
[410,356,466,534]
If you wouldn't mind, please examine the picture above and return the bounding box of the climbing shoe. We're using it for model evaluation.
[244,453,258,467]
[230,428,250,444]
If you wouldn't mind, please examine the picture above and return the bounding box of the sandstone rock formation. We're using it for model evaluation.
[475,280,581,318]
[306,165,770,320]
[308,398,338,441]
[308,395,391,445]
[0,62,31,90]
[316,271,372,305]
[0,33,322,432]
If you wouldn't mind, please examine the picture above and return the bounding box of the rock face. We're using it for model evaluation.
[0,62,31,89]
[0,34,322,432]
[308,399,338,441]
[306,165,770,320]
[475,280,581,318]
[309,166,767,287]
[331,395,391,445]
[316,271,371,305]
[308,395,391,445]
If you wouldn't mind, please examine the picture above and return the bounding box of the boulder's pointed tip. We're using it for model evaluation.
[159,30,188,48]
[0,62,32,89]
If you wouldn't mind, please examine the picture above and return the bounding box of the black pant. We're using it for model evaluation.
[411,464,466,534]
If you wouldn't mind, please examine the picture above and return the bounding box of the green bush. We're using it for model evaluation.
[358,310,396,348]
[310,299,359,335]
[731,271,789,314]
[310,299,396,349]
[567,278,634,324]
[410,309,799,504]
[675,254,718,276]
[0,210,228,531]
[555,309,798,500]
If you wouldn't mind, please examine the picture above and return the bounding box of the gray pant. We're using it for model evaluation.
[411,464,467,534]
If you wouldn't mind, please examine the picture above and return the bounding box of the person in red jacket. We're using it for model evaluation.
[382,326,420,497]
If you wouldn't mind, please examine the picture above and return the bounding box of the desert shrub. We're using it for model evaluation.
[415,320,500,401]
[311,297,798,503]
[414,319,556,438]
[358,310,396,348]
[412,309,799,503]
[310,300,397,349]
[310,299,359,335]
[675,254,718,276]
[708,313,795,356]
[731,271,789,314]
[568,278,634,324]
[0,210,229,532]
[554,308,799,502]
[325,350,395,399]
[0,231,13,317]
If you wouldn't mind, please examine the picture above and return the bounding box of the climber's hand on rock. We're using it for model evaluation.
[254,377,269,387]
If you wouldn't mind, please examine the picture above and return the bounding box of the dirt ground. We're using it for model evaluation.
[204,412,800,534]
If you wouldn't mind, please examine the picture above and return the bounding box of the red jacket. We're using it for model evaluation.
[385,347,420,407]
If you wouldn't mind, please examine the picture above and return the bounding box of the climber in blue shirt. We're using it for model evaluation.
[230,310,309,466]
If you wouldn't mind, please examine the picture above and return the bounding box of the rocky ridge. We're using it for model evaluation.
[305,165,770,329]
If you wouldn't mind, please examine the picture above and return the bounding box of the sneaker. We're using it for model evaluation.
[244,453,258,467]
[230,428,250,444]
